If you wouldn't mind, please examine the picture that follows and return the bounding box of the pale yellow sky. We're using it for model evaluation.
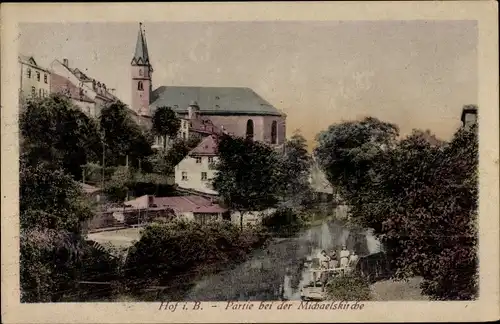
[20,20,477,145]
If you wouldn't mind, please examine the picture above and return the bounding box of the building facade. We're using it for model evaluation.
[174,135,219,195]
[18,55,51,102]
[50,58,118,117]
[129,23,287,147]
[51,72,97,117]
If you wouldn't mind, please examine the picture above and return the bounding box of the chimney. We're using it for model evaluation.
[63,58,69,67]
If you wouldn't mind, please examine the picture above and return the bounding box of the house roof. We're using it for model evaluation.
[189,135,218,156]
[150,86,285,117]
[131,23,151,66]
[51,73,94,103]
[18,54,50,72]
[52,59,119,102]
[152,195,226,213]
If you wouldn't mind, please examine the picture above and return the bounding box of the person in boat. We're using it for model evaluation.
[349,250,359,267]
[339,245,350,268]
[318,250,331,269]
[329,250,339,269]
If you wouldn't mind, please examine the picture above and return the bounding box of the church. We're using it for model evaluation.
[130,23,287,146]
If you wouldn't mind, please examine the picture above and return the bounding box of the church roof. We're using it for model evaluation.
[131,23,150,66]
[150,86,284,117]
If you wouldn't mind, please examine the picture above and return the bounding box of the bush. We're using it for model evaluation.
[124,220,269,290]
[325,274,372,301]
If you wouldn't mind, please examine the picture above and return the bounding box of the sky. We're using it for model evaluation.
[19,20,477,147]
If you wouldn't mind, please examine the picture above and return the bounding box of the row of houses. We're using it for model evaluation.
[18,55,119,118]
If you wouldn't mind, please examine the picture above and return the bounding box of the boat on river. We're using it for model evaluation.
[299,258,355,301]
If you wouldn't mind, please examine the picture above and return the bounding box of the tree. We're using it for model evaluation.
[277,130,313,205]
[314,117,399,203]
[19,156,93,302]
[152,106,181,150]
[20,94,102,180]
[20,158,94,233]
[99,101,153,168]
[103,166,135,202]
[314,115,479,300]
[212,134,282,230]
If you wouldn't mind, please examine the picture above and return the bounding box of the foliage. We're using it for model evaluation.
[124,221,269,290]
[212,134,283,228]
[20,228,84,302]
[19,94,102,180]
[261,208,306,237]
[103,166,135,202]
[152,106,181,150]
[20,158,94,233]
[325,274,372,301]
[19,155,121,302]
[99,101,153,168]
[277,131,313,205]
[314,117,399,203]
[314,113,478,300]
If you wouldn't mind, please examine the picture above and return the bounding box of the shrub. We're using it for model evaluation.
[325,274,372,301]
[124,220,269,290]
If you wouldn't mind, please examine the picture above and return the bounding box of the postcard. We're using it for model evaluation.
[1,1,499,323]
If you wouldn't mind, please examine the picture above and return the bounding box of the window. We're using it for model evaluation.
[36,71,40,82]
[31,86,36,97]
[271,120,278,144]
[139,69,143,76]
[39,89,42,97]
[182,172,188,181]
[138,81,143,91]
[195,157,202,164]
[44,74,48,84]
[27,68,31,78]
[201,172,207,181]
[208,157,214,164]
[246,119,254,140]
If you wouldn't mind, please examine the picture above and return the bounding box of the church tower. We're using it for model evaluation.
[131,22,153,116]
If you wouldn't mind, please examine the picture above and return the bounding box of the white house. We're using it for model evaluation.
[174,134,219,195]
[18,55,51,102]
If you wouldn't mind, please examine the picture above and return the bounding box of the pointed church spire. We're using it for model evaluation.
[131,22,150,66]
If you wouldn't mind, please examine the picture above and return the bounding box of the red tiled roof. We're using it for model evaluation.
[188,135,218,156]
[152,195,226,213]
[50,73,94,103]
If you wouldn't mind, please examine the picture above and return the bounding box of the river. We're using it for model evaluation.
[177,218,381,301]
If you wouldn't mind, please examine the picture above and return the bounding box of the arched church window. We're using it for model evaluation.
[246,119,254,140]
[139,69,143,76]
[138,81,144,91]
[271,120,278,144]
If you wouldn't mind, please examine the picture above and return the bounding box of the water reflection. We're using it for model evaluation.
[175,219,381,301]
